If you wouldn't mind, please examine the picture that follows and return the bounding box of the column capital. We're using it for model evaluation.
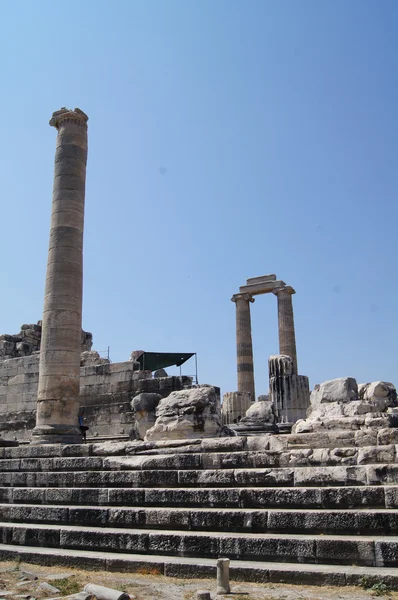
[272,285,296,297]
[50,108,88,130]
[231,293,255,303]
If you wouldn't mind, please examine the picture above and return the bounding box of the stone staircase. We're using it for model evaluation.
[0,433,398,587]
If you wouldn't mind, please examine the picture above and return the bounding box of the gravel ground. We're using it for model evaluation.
[0,561,395,600]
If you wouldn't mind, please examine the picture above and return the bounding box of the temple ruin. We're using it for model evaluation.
[0,108,396,589]
[225,274,310,431]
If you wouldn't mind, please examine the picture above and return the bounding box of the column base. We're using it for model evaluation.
[276,422,293,434]
[31,424,82,445]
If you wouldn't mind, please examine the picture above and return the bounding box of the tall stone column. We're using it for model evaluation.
[273,285,298,374]
[231,293,255,400]
[32,108,88,445]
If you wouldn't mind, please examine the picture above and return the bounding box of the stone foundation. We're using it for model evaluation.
[0,428,397,583]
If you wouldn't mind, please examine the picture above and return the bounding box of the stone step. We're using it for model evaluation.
[0,464,397,488]
[3,430,398,461]
[6,485,395,509]
[2,543,398,588]
[3,503,398,535]
[0,521,396,566]
[0,445,397,471]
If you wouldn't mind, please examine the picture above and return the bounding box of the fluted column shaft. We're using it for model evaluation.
[32,108,88,445]
[273,286,298,374]
[231,293,255,400]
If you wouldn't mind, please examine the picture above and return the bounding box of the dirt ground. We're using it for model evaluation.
[0,560,396,600]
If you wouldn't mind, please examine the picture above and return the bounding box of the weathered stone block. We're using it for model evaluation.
[107,489,145,506]
[225,536,314,561]
[11,525,60,548]
[240,487,322,509]
[366,464,398,485]
[294,466,367,487]
[202,437,244,453]
[145,508,190,529]
[46,488,108,505]
[267,510,358,534]
[385,486,398,508]
[202,452,253,470]
[69,507,109,526]
[358,445,396,465]
[144,488,240,508]
[320,486,385,509]
[60,529,148,552]
[235,468,294,487]
[316,538,374,565]
[145,386,222,441]
[178,469,234,487]
[375,540,398,567]
[311,377,358,404]
[53,457,103,471]
[245,436,270,452]
[378,428,398,446]
[11,505,68,524]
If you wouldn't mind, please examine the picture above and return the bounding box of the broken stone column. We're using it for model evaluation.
[269,354,310,427]
[231,293,255,401]
[32,108,89,445]
[273,285,298,374]
[221,391,252,424]
[216,557,231,595]
[84,585,129,600]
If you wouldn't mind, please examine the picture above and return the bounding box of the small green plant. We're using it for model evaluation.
[360,577,391,596]
[53,577,80,596]
[370,583,391,597]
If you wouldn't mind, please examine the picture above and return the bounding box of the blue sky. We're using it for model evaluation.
[0,0,397,396]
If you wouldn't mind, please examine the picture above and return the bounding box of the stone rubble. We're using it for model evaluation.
[80,351,109,367]
[130,393,162,440]
[145,386,223,441]
[0,323,92,362]
[293,377,398,434]
[36,583,60,595]
[230,398,277,436]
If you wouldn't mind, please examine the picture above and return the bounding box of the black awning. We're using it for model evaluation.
[136,352,195,372]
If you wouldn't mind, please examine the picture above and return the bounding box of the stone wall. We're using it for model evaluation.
[0,322,92,361]
[0,354,194,441]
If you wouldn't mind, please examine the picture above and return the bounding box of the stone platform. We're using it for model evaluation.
[0,432,397,586]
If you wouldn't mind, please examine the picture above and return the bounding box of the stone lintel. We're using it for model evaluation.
[239,280,286,296]
[246,274,277,286]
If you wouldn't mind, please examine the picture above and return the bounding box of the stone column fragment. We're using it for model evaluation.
[32,108,89,445]
[273,285,298,374]
[221,391,252,424]
[231,293,255,401]
[269,354,310,425]
[216,558,231,595]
